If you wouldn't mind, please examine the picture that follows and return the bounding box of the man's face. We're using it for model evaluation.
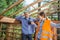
[37,15,46,20]
[24,12,30,18]
[37,15,43,19]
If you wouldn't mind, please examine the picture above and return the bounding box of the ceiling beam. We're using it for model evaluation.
[0,0,23,15]
[9,0,57,17]
[29,1,57,13]
[9,0,43,17]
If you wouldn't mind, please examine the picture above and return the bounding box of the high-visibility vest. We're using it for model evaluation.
[40,19,53,40]
[34,19,53,40]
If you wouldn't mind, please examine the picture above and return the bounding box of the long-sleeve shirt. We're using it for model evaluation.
[15,16,36,34]
[37,20,60,39]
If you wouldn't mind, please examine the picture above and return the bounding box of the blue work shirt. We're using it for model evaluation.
[15,16,36,34]
[35,19,60,39]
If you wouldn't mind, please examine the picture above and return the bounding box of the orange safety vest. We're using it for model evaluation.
[40,19,53,40]
[34,19,53,40]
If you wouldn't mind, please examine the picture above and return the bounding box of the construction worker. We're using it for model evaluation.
[15,12,36,40]
[35,12,60,40]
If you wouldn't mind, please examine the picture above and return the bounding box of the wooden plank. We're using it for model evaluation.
[0,16,19,24]
[6,24,13,40]
[9,0,43,17]
[1,0,23,15]
[0,23,3,40]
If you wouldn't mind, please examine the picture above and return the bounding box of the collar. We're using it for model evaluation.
[24,17,31,20]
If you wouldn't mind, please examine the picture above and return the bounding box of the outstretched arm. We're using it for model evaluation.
[50,22,60,28]
[15,15,24,21]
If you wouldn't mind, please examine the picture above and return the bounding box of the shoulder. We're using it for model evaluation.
[29,17,35,22]
[15,16,24,20]
[29,17,35,20]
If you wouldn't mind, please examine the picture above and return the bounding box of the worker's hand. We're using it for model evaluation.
[31,22,35,24]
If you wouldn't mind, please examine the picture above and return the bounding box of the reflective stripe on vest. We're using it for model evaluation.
[42,30,53,37]
[42,30,50,34]
[41,36,52,40]
[41,36,48,38]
